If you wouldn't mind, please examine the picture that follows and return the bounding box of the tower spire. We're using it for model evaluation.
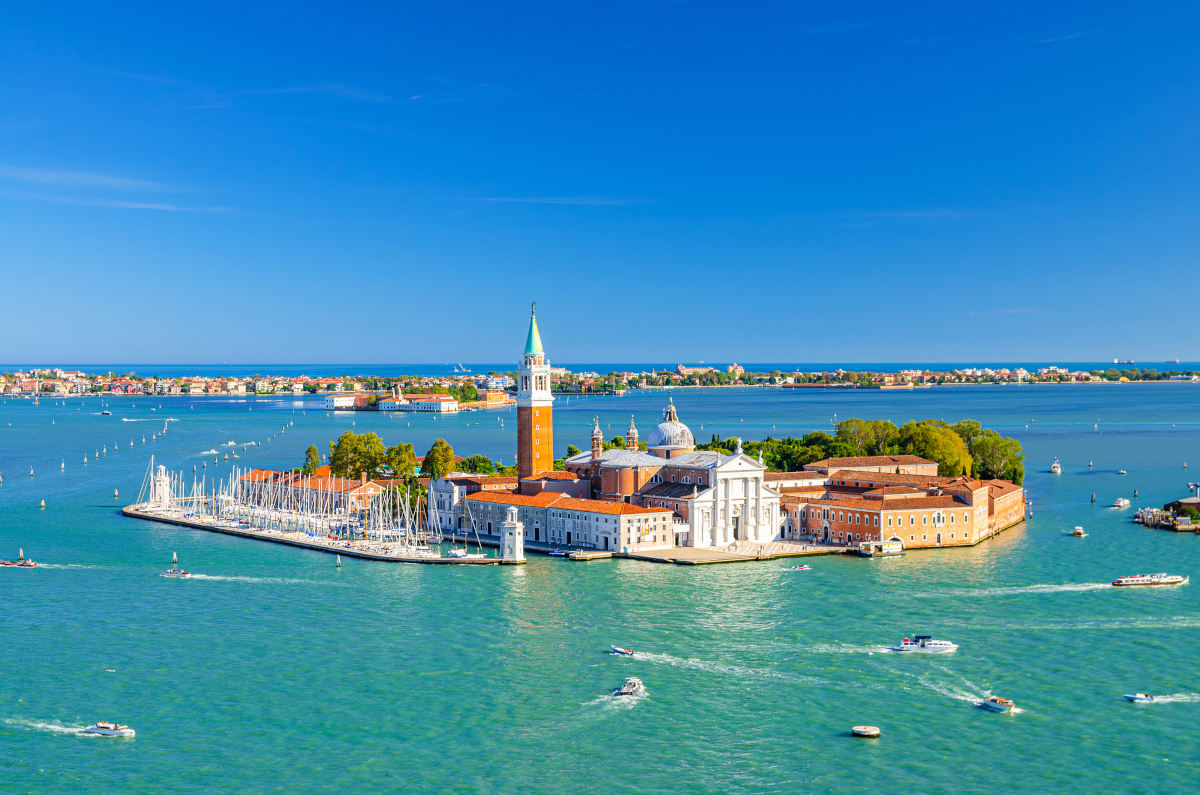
[625,415,639,450]
[524,301,544,357]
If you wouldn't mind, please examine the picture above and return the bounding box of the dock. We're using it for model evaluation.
[121,504,525,565]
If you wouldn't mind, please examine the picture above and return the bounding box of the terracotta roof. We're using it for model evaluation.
[806,494,965,511]
[764,471,827,481]
[829,470,945,486]
[450,475,519,486]
[463,490,669,516]
[807,455,935,468]
[464,491,567,508]
[525,471,582,481]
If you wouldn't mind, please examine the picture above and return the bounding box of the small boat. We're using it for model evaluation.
[548,550,569,558]
[851,725,881,738]
[1117,469,1127,475]
[1072,526,1087,537]
[0,548,37,568]
[1111,498,1131,508]
[445,548,486,560]
[789,564,811,570]
[1124,692,1156,704]
[980,696,1015,713]
[1050,458,1062,475]
[81,721,135,737]
[613,677,644,697]
[1112,573,1188,587]
[160,552,191,579]
[100,410,112,416]
[897,635,958,653]
[611,645,634,656]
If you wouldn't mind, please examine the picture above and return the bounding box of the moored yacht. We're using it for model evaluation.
[980,696,1015,713]
[897,635,958,653]
[1050,458,1062,475]
[160,552,191,578]
[81,721,135,737]
[1111,498,1131,508]
[613,677,644,697]
[1111,573,1188,587]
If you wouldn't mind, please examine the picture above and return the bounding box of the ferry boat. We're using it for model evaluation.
[1111,498,1131,508]
[1124,692,1156,704]
[0,548,37,568]
[897,635,958,653]
[858,539,905,557]
[1111,573,1188,587]
[81,721,135,737]
[1072,526,1087,537]
[1050,458,1062,475]
[613,677,644,697]
[611,645,634,656]
[160,552,191,579]
[980,696,1015,713]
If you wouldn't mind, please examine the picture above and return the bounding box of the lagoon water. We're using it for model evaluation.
[1,384,1199,793]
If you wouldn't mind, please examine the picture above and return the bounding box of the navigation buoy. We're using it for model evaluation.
[40,499,45,509]
[114,488,119,499]
[1133,490,1139,498]
[1091,492,1096,503]
[1089,461,1093,468]
[852,725,881,738]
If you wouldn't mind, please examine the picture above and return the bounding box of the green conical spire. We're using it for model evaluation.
[524,301,544,356]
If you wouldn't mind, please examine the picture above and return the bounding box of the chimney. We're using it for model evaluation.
[360,471,367,486]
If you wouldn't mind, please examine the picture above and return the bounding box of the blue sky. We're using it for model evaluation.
[2,2,1198,364]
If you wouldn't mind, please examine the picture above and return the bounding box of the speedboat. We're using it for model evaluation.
[1050,458,1062,475]
[980,696,1015,713]
[81,721,135,737]
[100,410,112,416]
[0,548,37,568]
[789,564,811,570]
[897,635,958,653]
[160,552,191,579]
[611,645,634,656]
[613,677,644,697]
[1124,692,1156,704]
[1111,498,1131,508]
[1112,573,1188,587]
[1117,469,1127,475]
[1072,526,1087,537]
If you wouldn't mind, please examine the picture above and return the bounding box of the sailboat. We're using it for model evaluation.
[1,548,38,568]
[160,552,191,578]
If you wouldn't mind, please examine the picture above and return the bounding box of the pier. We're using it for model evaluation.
[122,503,524,565]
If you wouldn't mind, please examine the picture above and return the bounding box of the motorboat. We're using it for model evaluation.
[897,635,958,653]
[0,548,37,568]
[1050,458,1062,475]
[851,725,881,738]
[980,696,1015,713]
[160,552,191,579]
[1072,526,1087,537]
[613,677,644,697]
[548,551,569,558]
[81,721,135,737]
[611,645,634,656]
[1112,573,1188,587]
[445,548,486,560]
[789,564,811,570]
[1111,498,1131,508]
[100,410,112,416]
[1124,692,1156,704]
[1117,469,1127,475]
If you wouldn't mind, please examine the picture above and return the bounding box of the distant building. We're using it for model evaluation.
[802,455,940,476]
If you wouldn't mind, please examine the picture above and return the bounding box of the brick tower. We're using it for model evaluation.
[516,303,554,479]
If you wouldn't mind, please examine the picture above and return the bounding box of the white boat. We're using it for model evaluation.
[789,564,811,570]
[81,721,135,737]
[1050,458,1062,475]
[1124,692,1156,704]
[1072,526,1087,537]
[1112,573,1188,587]
[611,645,634,656]
[160,552,191,579]
[445,548,486,560]
[613,677,644,697]
[1111,498,1131,508]
[0,548,38,568]
[897,635,957,653]
[1117,469,1127,475]
[980,696,1015,713]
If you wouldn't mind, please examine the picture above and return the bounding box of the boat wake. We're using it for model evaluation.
[583,692,645,710]
[4,718,91,736]
[804,643,894,655]
[921,582,1111,598]
[1149,693,1200,704]
[186,574,310,584]
[636,651,829,685]
[37,563,107,570]
[909,665,1025,712]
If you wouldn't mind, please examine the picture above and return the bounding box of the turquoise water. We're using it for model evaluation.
[1,385,1199,793]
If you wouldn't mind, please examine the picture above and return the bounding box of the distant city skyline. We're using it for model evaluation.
[3,3,1198,362]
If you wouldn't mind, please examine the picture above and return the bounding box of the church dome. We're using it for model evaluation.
[645,399,694,449]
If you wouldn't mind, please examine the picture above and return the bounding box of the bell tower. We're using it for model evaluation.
[517,302,554,479]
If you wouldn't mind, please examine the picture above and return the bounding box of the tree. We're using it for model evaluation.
[328,431,388,478]
[969,429,1025,484]
[420,438,456,479]
[566,444,582,457]
[951,420,983,449]
[302,445,322,474]
[385,443,417,478]
[459,454,496,475]
[897,420,973,478]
